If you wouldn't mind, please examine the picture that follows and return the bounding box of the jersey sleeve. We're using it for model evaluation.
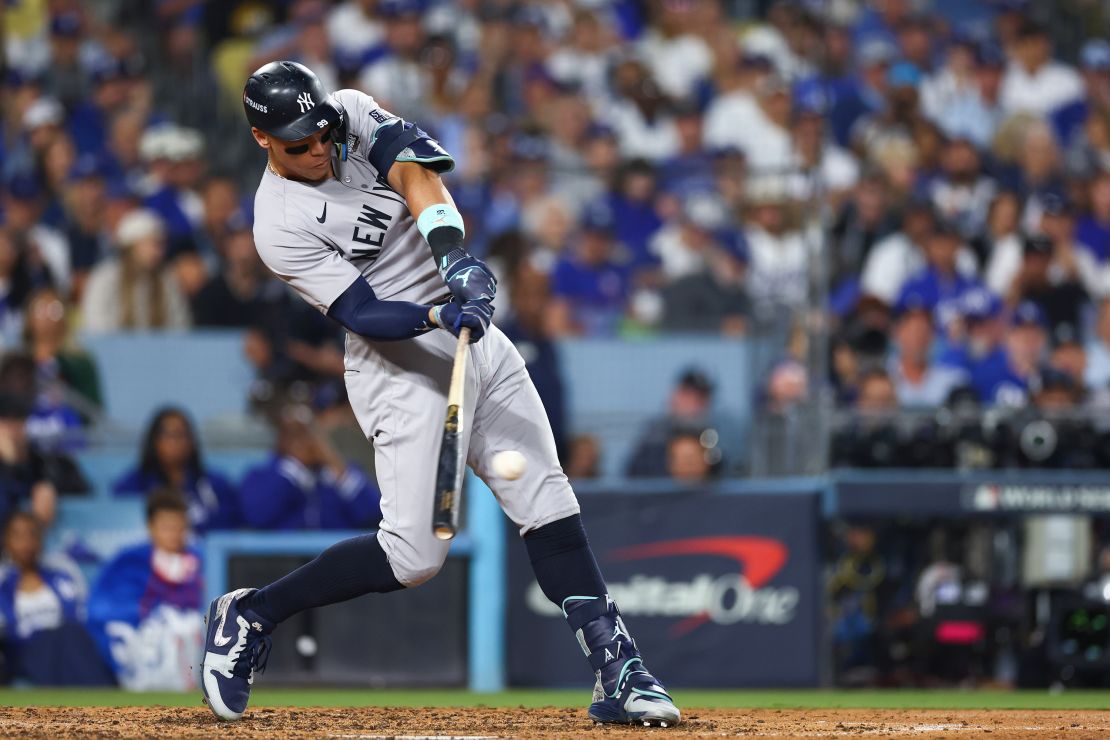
[333,88,454,176]
[254,222,363,314]
[333,88,396,156]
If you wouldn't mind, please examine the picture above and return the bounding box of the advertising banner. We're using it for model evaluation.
[506,492,821,687]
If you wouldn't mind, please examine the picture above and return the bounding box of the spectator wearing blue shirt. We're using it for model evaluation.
[549,205,631,337]
[607,159,664,270]
[0,512,114,685]
[239,407,381,531]
[113,407,240,533]
[139,125,206,260]
[895,224,982,338]
[887,291,969,408]
[659,100,715,199]
[981,301,1050,406]
[1076,172,1110,264]
[1052,40,1110,153]
[939,287,1011,402]
[67,58,136,158]
[87,490,204,690]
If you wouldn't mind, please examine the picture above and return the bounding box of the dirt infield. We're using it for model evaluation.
[0,706,1108,738]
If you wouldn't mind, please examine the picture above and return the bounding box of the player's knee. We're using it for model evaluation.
[379,530,449,587]
[393,550,448,587]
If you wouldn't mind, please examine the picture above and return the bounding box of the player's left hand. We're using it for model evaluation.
[442,255,497,304]
[432,298,493,342]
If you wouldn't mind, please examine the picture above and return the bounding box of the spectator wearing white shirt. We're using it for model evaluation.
[861,203,978,306]
[703,55,764,156]
[980,191,1025,297]
[1000,20,1083,117]
[744,179,809,323]
[546,8,618,111]
[605,57,679,163]
[636,0,713,101]
[706,72,793,175]
[788,91,859,206]
[326,0,384,65]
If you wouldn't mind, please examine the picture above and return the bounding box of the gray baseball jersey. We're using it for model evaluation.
[253,89,444,310]
[251,89,579,587]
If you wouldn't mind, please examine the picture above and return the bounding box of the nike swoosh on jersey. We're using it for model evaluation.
[316,203,328,224]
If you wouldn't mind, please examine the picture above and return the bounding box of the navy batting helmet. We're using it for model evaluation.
[243,61,346,146]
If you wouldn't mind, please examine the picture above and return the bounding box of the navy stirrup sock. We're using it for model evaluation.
[524,514,641,694]
[523,513,607,605]
[239,532,403,625]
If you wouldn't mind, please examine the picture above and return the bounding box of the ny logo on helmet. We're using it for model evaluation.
[296,92,315,113]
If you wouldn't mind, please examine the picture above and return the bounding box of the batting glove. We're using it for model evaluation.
[432,299,493,342]
[442,255,497,304]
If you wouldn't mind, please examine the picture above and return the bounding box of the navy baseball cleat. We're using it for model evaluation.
[564,595,681,727]
[201,588,274,721]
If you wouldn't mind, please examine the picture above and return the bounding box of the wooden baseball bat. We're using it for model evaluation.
[432,327,471,540]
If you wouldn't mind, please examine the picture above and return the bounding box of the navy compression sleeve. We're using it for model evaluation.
[326,277,433,341]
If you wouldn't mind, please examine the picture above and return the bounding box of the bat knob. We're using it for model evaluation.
[433,526,456,541]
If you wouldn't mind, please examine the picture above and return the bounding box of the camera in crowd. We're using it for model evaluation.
[832,373,1110,470]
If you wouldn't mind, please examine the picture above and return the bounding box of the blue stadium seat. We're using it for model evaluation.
[80,331,254,430]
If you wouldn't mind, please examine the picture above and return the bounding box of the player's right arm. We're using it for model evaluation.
[335,89,496,333]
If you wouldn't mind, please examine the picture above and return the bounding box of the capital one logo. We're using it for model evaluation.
[526,536,800,636]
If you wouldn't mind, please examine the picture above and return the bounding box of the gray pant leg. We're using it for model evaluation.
[468,325,580,535]
[343,330,479,586]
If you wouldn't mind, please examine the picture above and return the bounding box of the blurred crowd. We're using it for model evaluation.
[4,1,1110,482]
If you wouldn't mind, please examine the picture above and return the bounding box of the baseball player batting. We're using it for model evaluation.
[200,62,680,728]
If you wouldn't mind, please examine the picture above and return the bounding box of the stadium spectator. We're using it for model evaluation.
[628,368,735,477]
[499,264,567,462]
[665,430,712,484]
[1085,298,1110,391]
[112,407,240,533]
[649,192,747,333]
[239,406,381,530]
[1000,20,1083,117]
[0,393,57,528]
[191,212,290,330]
[80,209,191,333]
[549,205,630,337]
[985,301,1050,406]
[2,175,71,296]
[0,512,114,686]
[87,490,204,690]
[0,354,89,494]
[744,180,809,323]
[1006,233,1087,335]
[357,0,432,123]
[888,294,968,408]
[0,229,52,350]
[24,287,103,417]
[980,191,1024,297]
[565,434,601,481]
[1048,324,1087,387]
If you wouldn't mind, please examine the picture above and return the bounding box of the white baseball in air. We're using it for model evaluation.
[491,450,526,481]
